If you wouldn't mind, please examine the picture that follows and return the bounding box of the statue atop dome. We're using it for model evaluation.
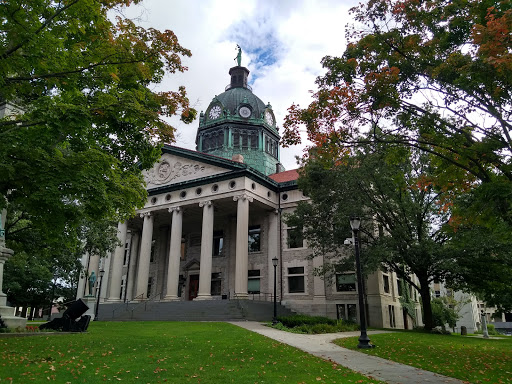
[234,44,242,67]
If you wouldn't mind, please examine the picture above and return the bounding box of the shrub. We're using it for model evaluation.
[277,314,336,328]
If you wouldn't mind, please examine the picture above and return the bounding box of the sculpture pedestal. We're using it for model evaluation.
[0,245,27,329]
[82,296,97,321]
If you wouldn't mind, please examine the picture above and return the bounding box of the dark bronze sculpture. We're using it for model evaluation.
[39,299,91,332]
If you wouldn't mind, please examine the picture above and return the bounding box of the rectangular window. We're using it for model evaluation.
[287,227,303,249]
[213,231,224,257]
[120,275,126,301]
[288,267,305,293]
[397,279,402,296]
[251,133,258,149]
[242,132,248,149]
[389,305,396,328]
[150,240,156,262]
[233,131,240,147]
[123,242,129,266]
[147,277,153,299]
[383,275,390,293]
[180,239,186,260]
[248,270,261,294]
[337,304,357,323]
[211,272,222,296]
[336,273,356,292]
[435,290,441,298]
[248,225,261,252]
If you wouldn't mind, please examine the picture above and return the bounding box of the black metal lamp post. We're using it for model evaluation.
[272,256,278,325]
[350,217,374,348]
[94,269,105,321]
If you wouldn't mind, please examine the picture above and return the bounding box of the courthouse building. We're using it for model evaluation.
[77,63,419,329]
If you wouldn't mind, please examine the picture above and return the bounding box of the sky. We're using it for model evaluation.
[124,0,358,171]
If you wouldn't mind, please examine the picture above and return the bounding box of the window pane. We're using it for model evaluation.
[288,276,305,293]
[383,275,390,293]
[288,267,304,274]
[336,273,356,291]
[248,225,261,252]
[248,270,260,277]
[248,279,260,294]
[287,227,303,248]
[213,230,223,256]
[347,304,357,322]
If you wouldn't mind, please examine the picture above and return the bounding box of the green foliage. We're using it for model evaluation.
[335,331,512,384]
[282,0,512,312]
[274,314,359,334]
[0,322,381,383]
[0,0,196,306]
[277,314,337,328]
[287,144,451,330]
[431,297,459,331]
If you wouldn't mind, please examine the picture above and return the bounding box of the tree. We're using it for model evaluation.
[286,145,456,330]
[0,0,196,294]
[282,0,512,309]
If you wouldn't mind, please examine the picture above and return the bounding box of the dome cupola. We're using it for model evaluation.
[196,48,281,176]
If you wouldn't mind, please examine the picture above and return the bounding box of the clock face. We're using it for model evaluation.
[265,110,274,125]
[209,105,221,120]
[239,106,251,118]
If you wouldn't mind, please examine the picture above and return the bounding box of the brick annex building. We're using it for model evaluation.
[77,63,421,329]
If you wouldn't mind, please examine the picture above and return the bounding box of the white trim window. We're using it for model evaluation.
[287,266,305,293]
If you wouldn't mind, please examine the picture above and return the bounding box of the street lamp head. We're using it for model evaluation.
[99,269,105,278]
[350,216,361,231]
[272,257,278,267]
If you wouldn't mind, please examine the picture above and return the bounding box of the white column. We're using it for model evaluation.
[135,212,153,299]
[196,201,214,300]
[164,207,183,300]
[76,252,89,300]
[267,209,279,298]
[126,231,140,301]
[108,221,128,301]
[234,194,252,299]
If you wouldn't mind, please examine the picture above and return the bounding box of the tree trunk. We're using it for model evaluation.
[419,276,434,330]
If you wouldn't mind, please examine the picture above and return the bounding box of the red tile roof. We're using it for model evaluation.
[268,169,300,183]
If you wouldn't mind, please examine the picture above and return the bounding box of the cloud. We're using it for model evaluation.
[125,0,357,170]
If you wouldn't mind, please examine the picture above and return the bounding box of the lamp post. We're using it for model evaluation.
[94,269,105,321]
[350,217,374,348]
[272,256,278,325]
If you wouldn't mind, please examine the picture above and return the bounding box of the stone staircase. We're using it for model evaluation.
[97,299,295,322]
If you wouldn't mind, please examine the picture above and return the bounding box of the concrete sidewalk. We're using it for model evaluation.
[231,321,465,384]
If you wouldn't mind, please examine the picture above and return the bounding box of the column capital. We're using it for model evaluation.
[233,194,253,203]
[139,211,152,218]
[168,206,181,213]
[199,200,212,208]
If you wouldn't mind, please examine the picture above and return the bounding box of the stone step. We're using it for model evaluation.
[97,300,295,322]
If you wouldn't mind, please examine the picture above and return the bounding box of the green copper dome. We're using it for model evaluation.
[195,64,282,176]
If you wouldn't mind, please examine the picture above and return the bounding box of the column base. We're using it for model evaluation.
[162,295,180,301]
[194,294,213,301]
[82,296,97,321]
[0,305,27,329]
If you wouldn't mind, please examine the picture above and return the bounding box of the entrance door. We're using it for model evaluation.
[188,275,199,300]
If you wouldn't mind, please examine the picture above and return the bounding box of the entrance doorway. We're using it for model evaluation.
[188,275,199,300]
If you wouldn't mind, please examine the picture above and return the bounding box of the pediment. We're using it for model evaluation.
[143,152,232,189]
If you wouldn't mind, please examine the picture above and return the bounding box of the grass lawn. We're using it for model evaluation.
[334,332,512,384]
[0,321,384,383]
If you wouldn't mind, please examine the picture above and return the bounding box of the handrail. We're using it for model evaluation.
[111,293,143,318]
[130,291,162,319]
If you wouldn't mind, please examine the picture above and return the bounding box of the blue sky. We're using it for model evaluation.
[124,0,358,170]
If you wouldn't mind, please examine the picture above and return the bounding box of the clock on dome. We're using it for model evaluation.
[209,105,222,120]
[239,106,251,118]
[264,110,274,126]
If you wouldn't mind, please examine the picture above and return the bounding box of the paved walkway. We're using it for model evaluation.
[231,322,465,384]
